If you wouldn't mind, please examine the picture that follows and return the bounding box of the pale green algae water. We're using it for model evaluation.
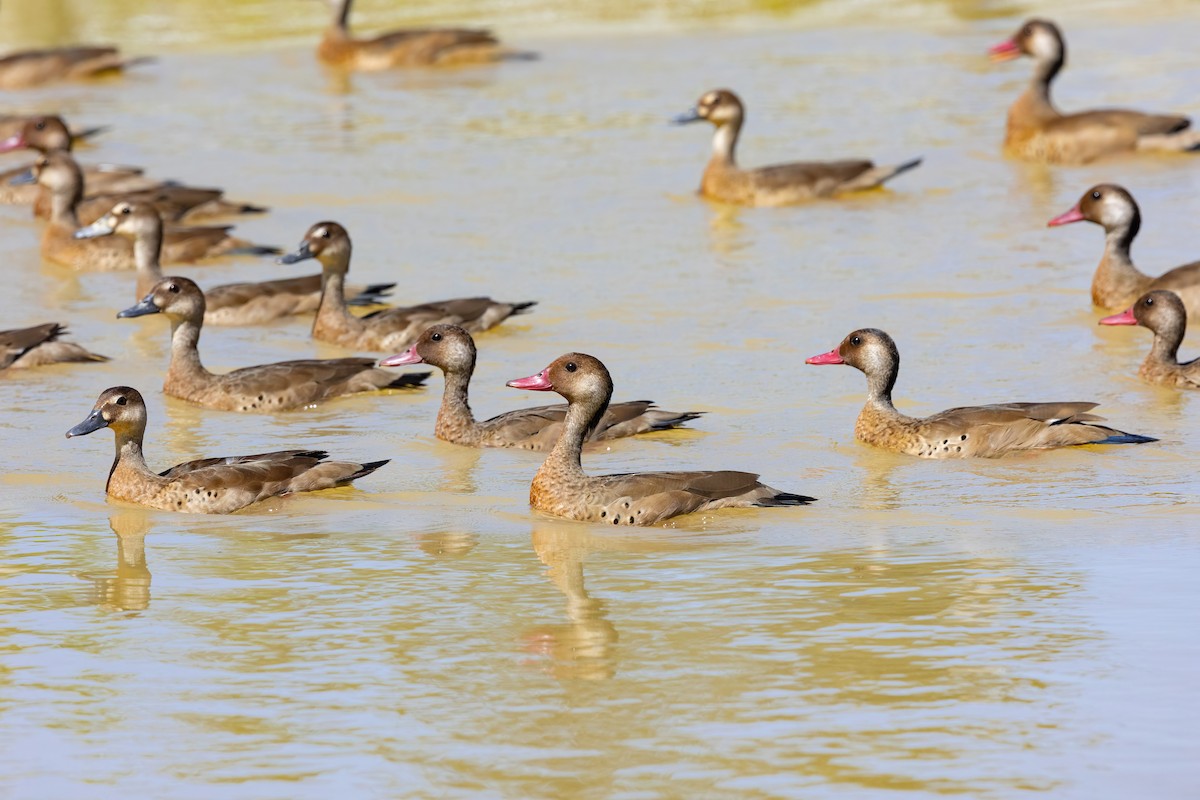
[0,1,1198,797]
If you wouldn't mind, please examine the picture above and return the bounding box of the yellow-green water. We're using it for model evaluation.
[1,1,1198,797]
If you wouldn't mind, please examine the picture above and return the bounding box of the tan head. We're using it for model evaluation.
[379,324,477,375]
[73,201,162,242]
[66,386,148,440]
[0,115,72,154]
[673,89,745,127]
[278,221,352,272]
[989,19,1065,66]
[117,277,206,323]
[1048,184,1140,237]
[1100,290,1186,339]
[807,328,901,400]
[507,352,614,406]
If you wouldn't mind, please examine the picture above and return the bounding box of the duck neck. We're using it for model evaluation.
[865,361,901,415]
[1149,322,1184,366]
[315,268,359,333]
[541,392,610,479]
[134,227,165,297]
[48,184,81,228]
[711,120,740,166]
[108,429,152,494]
[1025,53,1063,116]
[167,317,209,382]
[334,0,352,31]
[436,364,478,439]
[1098,212,1150,299]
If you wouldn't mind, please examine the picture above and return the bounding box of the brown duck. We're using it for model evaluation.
[506,353,813,526]
[317,0,516,69]
[280,221,535,352]
[0,322,107,369]
[806,328,1155,457]
[117,277,429,412]
[66,386,388,513]
[672,89,920,206]
[16,152,279,269]
[1048,184,1200,317]
[76,202,393,325]
[0,46,150,90]
[0,114,155,203]
[989,19,1200,164]
[1100,291,1200,389]
[0,114,105,144]
[380,325,702,450]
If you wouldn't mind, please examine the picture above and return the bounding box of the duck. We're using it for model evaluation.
[279,221,535,352]
[0,114,106,144]
[317,0,514,69]
[14,152,279,269]
[671,89,921,206]
[989,19,1200,164]
[117,277,429,412]
[66,386,388,513]
[1047,184,1200,317]
[1,322,107,369]
[380,324,703,450]
[1099,291,1200,389]
[75,202,394,325]
[0,117,265,222]
[0,46,150,90]
[0,114,155,203]
[506,353,813,526]
[805,328,1155,457]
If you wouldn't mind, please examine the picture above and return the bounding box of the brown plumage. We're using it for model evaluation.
[506,353,812,526]
[806,328,1155,458]
[317,0,512,69]
[672,89,920,206]
[116,277,429,412]
[380,324,703,450]
[0,46,149,90]
[1048,184,1200,317]
[75,202,393,325]
[1099,291,1200,389]
[23,152,278,270]
[66,386,388,513]
[990,19,1200,164]
[0,115,157,204]
[0,322,107,369]
[279,221,535,352]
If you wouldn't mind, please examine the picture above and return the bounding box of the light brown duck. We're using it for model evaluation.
[0,322,107,370]
[0,46,150,90]
[66,386,388,513]
[317,0,514,69]
[506,353,813,526]
[989,19,1200,164]
[17,152,279,270]
[672,89,921,206]
[0,114,155,203]
[76,202,394,325]
[1048,184,1200,317]
[0,114,105,144]
[806,328,1155,457]
[280,221,535,352]
[1100,291,1200,389]
[380,325,702,450]
[117,277,429,412]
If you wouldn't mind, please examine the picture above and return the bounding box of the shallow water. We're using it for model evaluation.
[1,1,1199,797]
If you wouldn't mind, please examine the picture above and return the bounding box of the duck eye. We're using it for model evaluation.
[34,121,44,130]
[115,396,127,406]
[430,332,442,342]
[121,206,131,215]
[168,283,180,293]
[1092,191,1101,199]
[850,336,861,346]
[1145,297,1154,305]
[565,362,577,373]
[321,230,331,239]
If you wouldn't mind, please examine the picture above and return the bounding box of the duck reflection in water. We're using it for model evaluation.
[81,509,152,612]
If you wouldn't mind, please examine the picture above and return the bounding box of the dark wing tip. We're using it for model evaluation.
[389,371,432,389]
[1094,432,1157,445]
[758,492,817,507]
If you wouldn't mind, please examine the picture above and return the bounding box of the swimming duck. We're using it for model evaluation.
[1048,184,1200,316]
[0,322,107,369]
[506,353,813,525]
[279,221,535,352]
[0,115,155,203]
[0,114,105,144]
[117,277,429,412]
[0,46,150,90]
[1099,291,1200,389]
[806,328,1155,457]
[317,0,511,69]
[672,89,921,206]
[14,153,279,269]
[66,386,388,513]
[989,19,1200,163]
[380,324,702,450]
[75,202,394,325]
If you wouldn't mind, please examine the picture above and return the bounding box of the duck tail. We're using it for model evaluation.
[347,283,396,306]
[71,125,110,144]
[344,459,390,483]
[757,491,817,507]
[387,371,431,389]
[1090,431,1158,445]
[511,301,538,315]
[644,410,705,431]
[225,244,283,257]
